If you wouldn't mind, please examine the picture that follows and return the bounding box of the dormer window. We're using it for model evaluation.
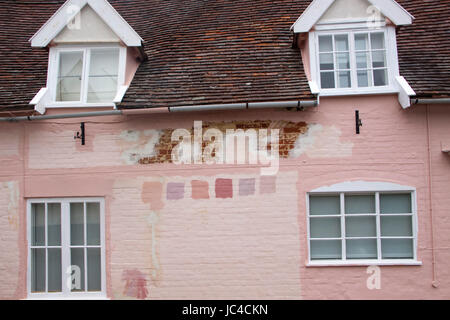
[53,46,123,105]
[317,30,389,91]
[291,0,416,106]
[29,0,143,114]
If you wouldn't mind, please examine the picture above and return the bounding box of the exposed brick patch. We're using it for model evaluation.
[138,120,308,164]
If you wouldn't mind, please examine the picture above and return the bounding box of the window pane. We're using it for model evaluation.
[336,53,350,69]
[47,203,61,246]
[372,51,386,68]
[31,248,46,293]
[31,203,45,246]
[337,71,351,88]
[355,34,369,50]
[380,194,412,214]
[357,70,370,87]
[87,248,102,292]
[345,216,377,237]
[48,248,62,292]
[310,217,341,238]
[87,203,101,246]
[381,216,413,237]
[320,72,335,89]
[356,52,370,69]
[319,53,334,70]
[335,35,349,51]
[71,248,85,292]
[381,239,414,259]
[311,240,342,260]
[319,35,333,52]
[371,33,385,50]
[373,69,387,86]
[345,195,375,214]
[310,195,340,215]
[87,49,119,103]
[56,51,83,102]
[346,239,377,259]
[70,203,84,246]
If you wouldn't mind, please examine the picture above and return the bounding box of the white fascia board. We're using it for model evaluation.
[291,0,334,33]
[30,0,142,47]
[30,87,48,105]
[368,0,414,25]
[113,85,129,104]
[308,81,320,95]
[292,0,413,33]
[88,0,143,46]
[29,87,50,115]
[396,76,416,109]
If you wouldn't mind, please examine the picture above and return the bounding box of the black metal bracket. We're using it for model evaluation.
[355,110,363,134]
[74,122,85,145]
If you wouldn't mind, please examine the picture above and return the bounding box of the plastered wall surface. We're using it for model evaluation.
[0,95,449,299]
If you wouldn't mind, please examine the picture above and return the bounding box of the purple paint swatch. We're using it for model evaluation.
[239,178,255,196]
[260,176,277,194]
[215,179,233,199]
[166,182,185,200]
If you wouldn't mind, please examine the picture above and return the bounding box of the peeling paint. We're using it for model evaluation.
[119,129,163,164]
[290,124,354,159]
[138,120,309,164]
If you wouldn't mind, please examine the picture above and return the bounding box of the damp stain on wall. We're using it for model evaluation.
[141,181,164,280]
[1,181,19,231]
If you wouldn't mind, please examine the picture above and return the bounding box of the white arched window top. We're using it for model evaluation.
[310,180,415,193]
[307,181,420,266]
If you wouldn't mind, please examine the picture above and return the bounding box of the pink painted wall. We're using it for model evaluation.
[0,96,449,299]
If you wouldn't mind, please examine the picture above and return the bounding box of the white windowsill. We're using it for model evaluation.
[318,87,399,97]
[46,103,116,108]
[26,294,109,300]
[307,260,422,267]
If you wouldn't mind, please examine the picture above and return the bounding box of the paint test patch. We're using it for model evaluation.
[142,182,164,211]
[215,179,233,199]
[191,180,210,200]
[260,176,277,194]
[167,182,185,200]
[239,178,255,196]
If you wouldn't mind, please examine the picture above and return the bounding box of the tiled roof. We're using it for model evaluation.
[396,0,450,98]
[0,0,448,114]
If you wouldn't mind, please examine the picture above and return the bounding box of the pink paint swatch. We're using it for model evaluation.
[260,176,277,194]
[191,180,210,200]
[239,178,255,196]
[166,182,185,200]
[215,179,233,199]
[142,182,164,211]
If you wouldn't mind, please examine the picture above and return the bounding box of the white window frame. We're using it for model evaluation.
[27,197,106,299]
[46,44,126,108]
[309,24,400,96]
[306,181,421,267]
